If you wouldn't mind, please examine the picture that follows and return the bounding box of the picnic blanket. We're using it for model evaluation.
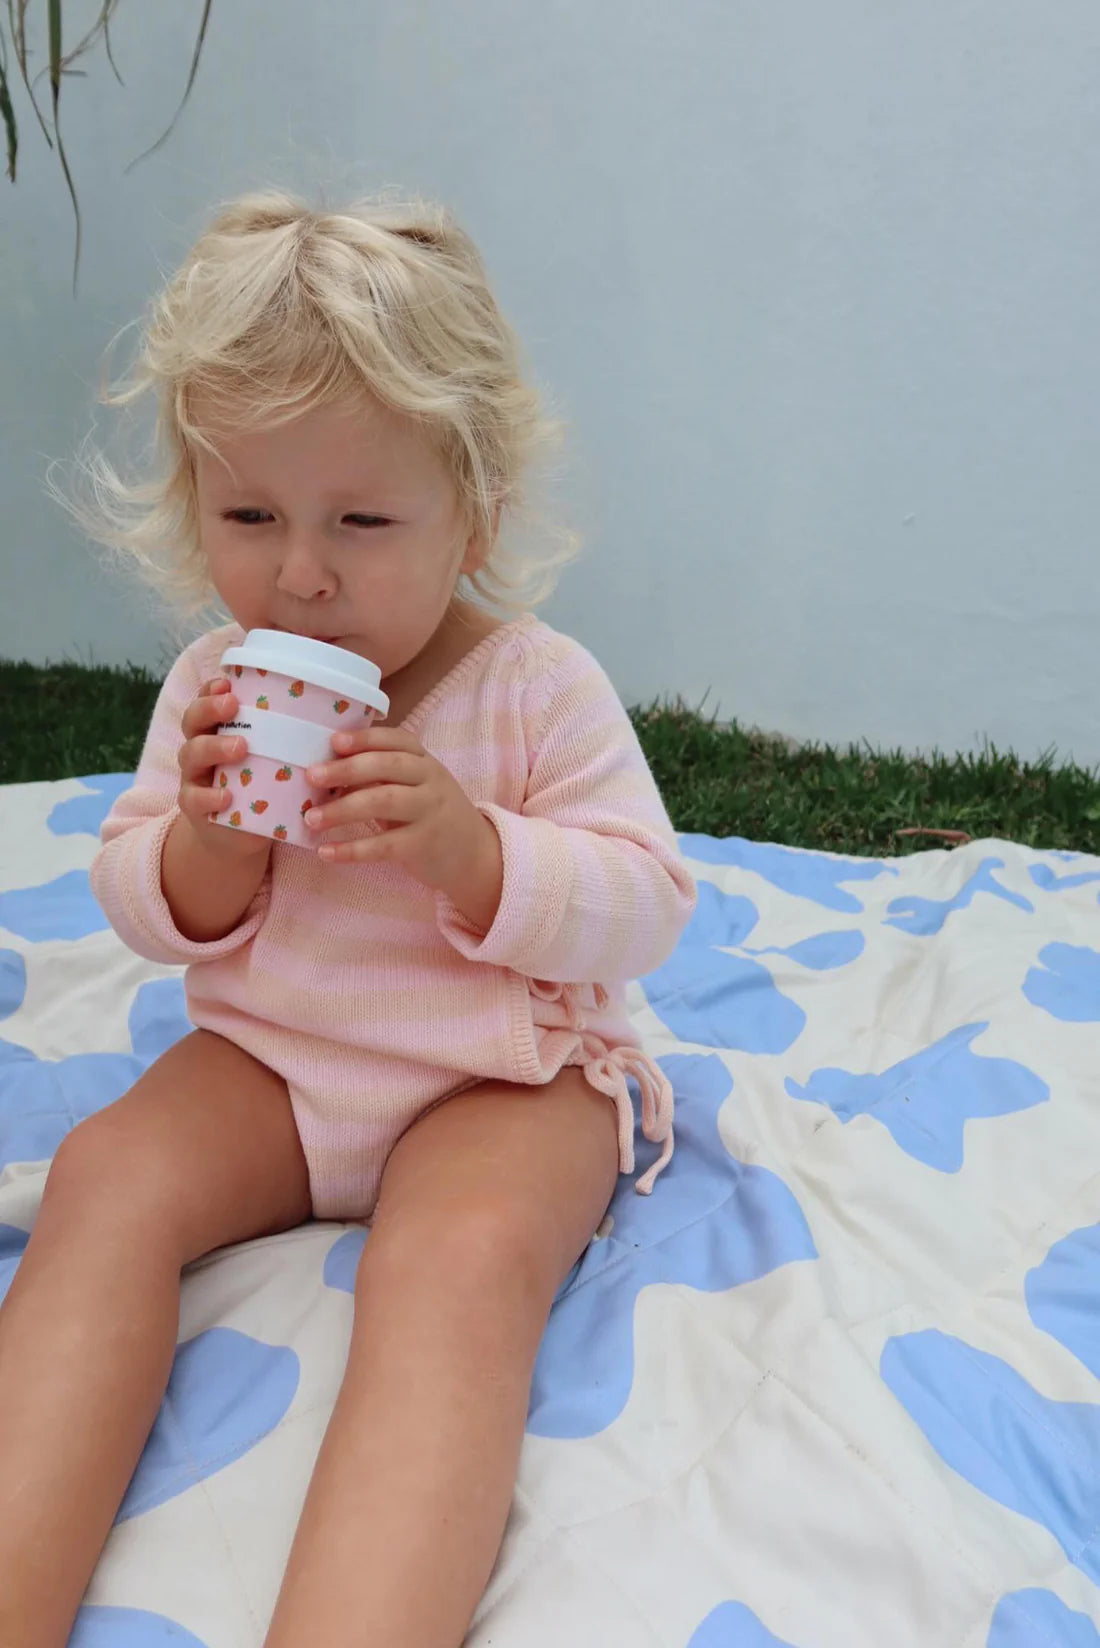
[4,773,1100,1647]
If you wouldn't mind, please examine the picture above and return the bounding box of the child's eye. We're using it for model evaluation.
[223,509,272,525]
[219,509,390,528]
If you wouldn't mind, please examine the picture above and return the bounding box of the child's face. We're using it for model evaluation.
[191,395,485,680]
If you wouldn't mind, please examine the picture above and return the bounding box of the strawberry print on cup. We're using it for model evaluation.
[210,630,389,850]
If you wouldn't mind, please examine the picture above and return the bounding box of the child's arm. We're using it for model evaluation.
[436,638,697,984]
[159,807,270,945]
[91,642,273,961]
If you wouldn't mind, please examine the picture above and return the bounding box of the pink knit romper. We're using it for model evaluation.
[91,614,698,1220]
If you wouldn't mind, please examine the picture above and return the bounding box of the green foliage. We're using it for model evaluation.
[630,700,1100,855]
[3,658,1099,857]
[1,1,214,288]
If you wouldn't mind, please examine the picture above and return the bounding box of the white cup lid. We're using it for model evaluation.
[220,629,389,716]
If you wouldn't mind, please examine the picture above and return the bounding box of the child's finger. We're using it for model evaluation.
[181,781,233,823]
[193,677,232,718]
[317,829,403,865]
[329,725,425,757]
[180,692,239,738]
[181,689,238,739]
[304,783,424,833]
[179,733,246,780]
[306,749,423,789]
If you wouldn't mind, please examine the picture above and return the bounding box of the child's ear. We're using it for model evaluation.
[459,502,502,577]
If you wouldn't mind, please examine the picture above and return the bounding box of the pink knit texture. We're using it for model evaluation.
[91,613,697,1219]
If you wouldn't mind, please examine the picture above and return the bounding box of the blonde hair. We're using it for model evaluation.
[57,188,580,621]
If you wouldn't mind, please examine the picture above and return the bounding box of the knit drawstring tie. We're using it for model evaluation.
[580,1036,675,1195]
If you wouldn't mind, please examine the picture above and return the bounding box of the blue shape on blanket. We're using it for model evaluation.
[324,1227,367,1291]
[688,1601,799,1646]
[127,976,195,1064]
[641,883,806,1052]
[1026,1224,1100,1380]
[527,1053,816,1437]
[679,880,760,948]
[0,1223,30,1306]
[47,773,133,838]
[987,1590,1100,1647]
[642,944,804,1052]
[884,858,1033,936]
[881,1331,1100,1584]
[631,881,867,981]
[1029,863,1100,893]
[785,1023,1047,1171]
[1023,944,1100,1023]
[0,949,26,1019]
[117,1327,300,1520]
[745,930,865,971]
[0,870,108,941]
[0,774,130,939]
[324,1056,817,1440]
[678,835,895,912]
[0,977,191,1173]
[70,1605,209,1645]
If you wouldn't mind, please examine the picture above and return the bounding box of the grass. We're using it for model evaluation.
[3,657,1100,858]
[632,701,1100,856]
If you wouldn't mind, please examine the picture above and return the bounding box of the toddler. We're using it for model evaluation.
[0,189,696,1648]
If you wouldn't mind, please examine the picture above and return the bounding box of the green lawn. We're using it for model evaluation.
[3,658,1099,857]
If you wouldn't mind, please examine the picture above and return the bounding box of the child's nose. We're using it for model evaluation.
[275,538,337,600]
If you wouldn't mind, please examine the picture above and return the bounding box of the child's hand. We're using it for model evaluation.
[177,678,271,858]
[304,727,504,930]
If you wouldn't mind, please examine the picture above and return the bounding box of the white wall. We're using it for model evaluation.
[3,1,1100,762]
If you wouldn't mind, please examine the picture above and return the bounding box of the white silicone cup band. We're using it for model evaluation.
[216,707,338,768]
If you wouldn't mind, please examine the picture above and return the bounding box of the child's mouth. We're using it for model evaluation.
[270,622,342,644]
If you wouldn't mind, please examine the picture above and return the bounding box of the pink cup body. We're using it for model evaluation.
[211,664,379,849]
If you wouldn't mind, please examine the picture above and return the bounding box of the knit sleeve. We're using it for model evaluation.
[435,636,696,983]
[89,633,271,965]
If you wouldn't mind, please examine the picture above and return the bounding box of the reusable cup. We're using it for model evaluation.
[210,629,389,849]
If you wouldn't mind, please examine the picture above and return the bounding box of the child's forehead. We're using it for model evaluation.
[189,394,444,483]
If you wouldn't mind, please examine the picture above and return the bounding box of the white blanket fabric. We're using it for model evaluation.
[3,774,1100,1648]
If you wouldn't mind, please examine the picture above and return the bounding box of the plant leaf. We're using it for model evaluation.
[9,0,54,150]
[47,2,61,110]
[47,0,82,293]
[62,0,122,74]
[126,0,213,172]
[0,47,17,181]
[9,1,25,71]
[103,3,124,85]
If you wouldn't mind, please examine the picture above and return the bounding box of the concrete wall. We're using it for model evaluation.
[3,1,1099,760]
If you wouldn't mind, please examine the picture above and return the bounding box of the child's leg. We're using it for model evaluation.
[0,1029,312,1648]
[264,1066,619,1648]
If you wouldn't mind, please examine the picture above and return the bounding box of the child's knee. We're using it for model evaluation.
[45,1107,185,1240]
[365,1185,562,1307]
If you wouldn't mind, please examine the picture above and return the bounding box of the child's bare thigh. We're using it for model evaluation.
[46,1028,313,1262]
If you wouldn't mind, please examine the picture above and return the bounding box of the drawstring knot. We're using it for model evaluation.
[580,1035,675,1195]
[541,984,675,1194]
